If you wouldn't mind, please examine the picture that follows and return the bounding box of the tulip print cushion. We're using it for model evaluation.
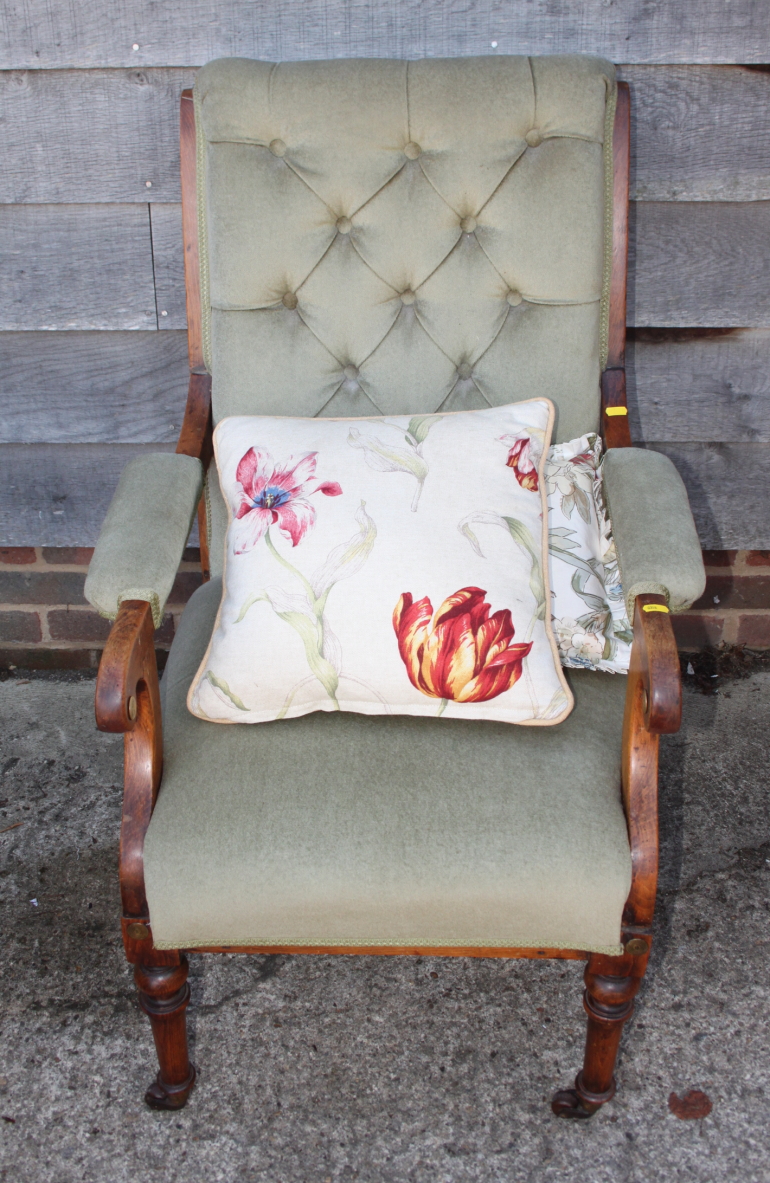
[546,434,633,674]
[187,399,574,726]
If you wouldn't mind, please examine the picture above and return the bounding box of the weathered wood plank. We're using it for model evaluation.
[0,443,174,545]
[619,65,770,201]
[153,200,770,334]
[0,67,195,204]
[2,0,768,68]
[3,201,768,331]
[149,204,189,329]
[648,443,770,550]
[3,66,770,204]
[0,331,189,443]
[3,328,768,449]
[1,438,763,549]
[0,204,157,330]
[628,329,770,444]
[628,202,770,327]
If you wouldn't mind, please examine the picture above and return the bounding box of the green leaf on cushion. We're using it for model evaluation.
[406,414,443,446]
[502,516,546,618]
[205,672,249,711]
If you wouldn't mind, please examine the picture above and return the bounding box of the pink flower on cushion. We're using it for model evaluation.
[499,434,539,492]
[233,448,342,553]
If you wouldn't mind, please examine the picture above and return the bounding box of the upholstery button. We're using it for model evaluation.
[336,216,352,234]
[400,289,416,305]
[525,129,543,147]
[404,141,422,160]
[506,290,523,306]
[282,292,298,310]
[343,364,359,380]
[269,138,287,157]
[460,216,477,233]
[457,362,472,379]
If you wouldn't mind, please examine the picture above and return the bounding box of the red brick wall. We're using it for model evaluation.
[0,546,767,669]
[0,547,202,670]
[672,550,770,651]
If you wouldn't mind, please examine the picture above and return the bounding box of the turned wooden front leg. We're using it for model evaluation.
[574,958,640,1109]
[553,942,649,1119]
[135,957,196,1110]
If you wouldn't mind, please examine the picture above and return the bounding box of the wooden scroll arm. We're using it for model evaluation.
[96,601,162,919]
[621,592,681,930]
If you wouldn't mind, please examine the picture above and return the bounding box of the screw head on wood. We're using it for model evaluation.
[625,938,649,957]
[127,695,137,721]
[126,922,149,941]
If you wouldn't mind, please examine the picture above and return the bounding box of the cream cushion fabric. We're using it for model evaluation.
[146,578,631,953]
[188,401,572,726]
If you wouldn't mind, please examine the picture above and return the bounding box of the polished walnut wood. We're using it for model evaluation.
[135,957,196,1110]
[95,79,680,1116]
[178,90,214,579]
[180,89,205,372]
[184,944,588,959]
[602,82,633,449]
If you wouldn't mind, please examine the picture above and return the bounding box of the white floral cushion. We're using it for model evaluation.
[546,434,632,674]
[187,400,574,726]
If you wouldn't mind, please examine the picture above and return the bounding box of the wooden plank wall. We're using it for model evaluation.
[1,2,769,548]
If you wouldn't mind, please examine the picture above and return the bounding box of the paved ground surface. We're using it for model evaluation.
[0,665,768,1182]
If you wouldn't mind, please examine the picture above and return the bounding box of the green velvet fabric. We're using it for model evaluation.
[85,454,202,628]
[603,448,706,617]
[194,55,616,445]
[145,580,631,952]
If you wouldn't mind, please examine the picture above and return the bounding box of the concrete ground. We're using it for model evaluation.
[0,666,768,1183]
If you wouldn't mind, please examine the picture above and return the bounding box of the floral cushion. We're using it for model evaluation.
[547,434,632,674]
[187,400,574,726]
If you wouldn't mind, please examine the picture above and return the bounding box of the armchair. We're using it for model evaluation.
[86,57,705,1117]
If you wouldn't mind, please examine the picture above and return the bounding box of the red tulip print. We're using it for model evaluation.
[393,586,532,704]
[501,435,539,491]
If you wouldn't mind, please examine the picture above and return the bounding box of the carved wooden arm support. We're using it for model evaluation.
[96,600,162,925]
[621,592,681,931]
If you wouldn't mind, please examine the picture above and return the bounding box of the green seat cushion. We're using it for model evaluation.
[145,579,631,953]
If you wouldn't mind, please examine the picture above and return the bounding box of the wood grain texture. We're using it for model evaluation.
[0,67,196,204]
[2,66,768,205]
[0,443,173,545]
[0,331,189,443]
[148,201,770,335]
[628,202,770,327]
[619,65,770,202]
[3,0,768,68]
[647,442,770,550]
[2,328,768,447]
[627,329,770,443]
[179,91,205,368]
[1,439,765,549]
[0,204,157,330]
[607,83,629,370]
[149,204,188,329]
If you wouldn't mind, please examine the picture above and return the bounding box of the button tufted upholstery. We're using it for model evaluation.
[194,55,616,569]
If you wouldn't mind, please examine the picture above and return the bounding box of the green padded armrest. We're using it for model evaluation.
[85,453,203,629]
[602,448,705,618]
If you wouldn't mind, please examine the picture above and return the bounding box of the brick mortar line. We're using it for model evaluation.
[38,606,52,644]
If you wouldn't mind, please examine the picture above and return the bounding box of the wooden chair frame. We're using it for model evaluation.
[96,82,682,1116]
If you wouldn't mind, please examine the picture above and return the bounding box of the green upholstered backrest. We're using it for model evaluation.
[195,55,616,442]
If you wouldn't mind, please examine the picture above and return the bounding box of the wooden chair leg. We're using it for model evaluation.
[552,946,647,1119]
[134,956,196,1110]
